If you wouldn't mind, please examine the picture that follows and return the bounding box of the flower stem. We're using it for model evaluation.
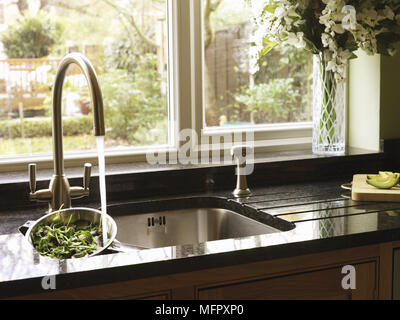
[319,61,337,146]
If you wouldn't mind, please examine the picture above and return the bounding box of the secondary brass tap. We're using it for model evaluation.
[231,145,253,198]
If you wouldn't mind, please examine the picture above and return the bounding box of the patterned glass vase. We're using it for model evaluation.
[312,55,346,155]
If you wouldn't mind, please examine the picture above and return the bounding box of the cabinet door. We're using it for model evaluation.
[114,292,171,300]
[393,249,400,300]
[198,262,376,300]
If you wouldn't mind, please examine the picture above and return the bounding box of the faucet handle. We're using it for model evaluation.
[70,163,91,200]
[83,163,92,191]
[28,163,52,202]
[231,145,253,160]
[231,145,254,174]
[28,163,36,194]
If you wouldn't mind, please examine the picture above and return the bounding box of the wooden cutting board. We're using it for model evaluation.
[352,174,400,202]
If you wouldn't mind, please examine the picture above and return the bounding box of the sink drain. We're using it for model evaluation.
[148,216,166,227]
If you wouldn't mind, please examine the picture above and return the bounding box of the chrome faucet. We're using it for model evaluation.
[231,145,253,198]
[28,53,105,211]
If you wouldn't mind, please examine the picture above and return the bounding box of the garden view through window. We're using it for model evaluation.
[0,0,168,157]
[203,0,313,128]
[0,0,314,160]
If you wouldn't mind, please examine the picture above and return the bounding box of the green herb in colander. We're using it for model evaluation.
[31,219,102,259]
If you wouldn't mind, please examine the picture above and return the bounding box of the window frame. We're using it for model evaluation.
[187,0,313,155]
[0,0,314,173]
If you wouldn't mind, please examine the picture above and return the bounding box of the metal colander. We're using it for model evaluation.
[21,207,118,258]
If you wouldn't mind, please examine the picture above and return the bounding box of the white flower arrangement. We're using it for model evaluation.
[257,0,400,82]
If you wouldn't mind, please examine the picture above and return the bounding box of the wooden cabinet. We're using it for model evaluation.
[113,291,171,300]
[392,248,400,300]
[10,242,395,300]
[198,262,377,300]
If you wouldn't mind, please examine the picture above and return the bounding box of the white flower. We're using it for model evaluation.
[274,6,285,19]
[382,6,395,20]
[257,0,400,82]
[326,60,336,72]
[321,33,330,47]
[287,32,306,49]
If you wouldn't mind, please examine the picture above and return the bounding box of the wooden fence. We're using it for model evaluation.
[0,58,86,118]
[204,23,252,125]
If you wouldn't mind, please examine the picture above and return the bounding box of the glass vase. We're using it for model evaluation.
[312,55,346,155]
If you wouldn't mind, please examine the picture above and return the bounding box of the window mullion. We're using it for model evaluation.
[174,0,204,156]
[175,0,194,135]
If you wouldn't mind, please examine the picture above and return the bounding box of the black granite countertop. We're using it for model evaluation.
[2,177,400,299]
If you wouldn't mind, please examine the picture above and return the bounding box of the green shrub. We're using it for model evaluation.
[104,35,155,74]
[62,116,94,137]
[0,116,93,139]
[1,10,64,59]
[234,78,302,123]
[101,53,168,145]
[104,38,138,74]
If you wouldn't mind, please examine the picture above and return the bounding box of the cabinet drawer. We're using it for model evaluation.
[198,262,377,300]
[114,291,171,300]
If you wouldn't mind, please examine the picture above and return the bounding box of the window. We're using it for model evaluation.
[0,3,4,25]
[203,0,313,129]
[0,0,314,169]
[0,0,169,159]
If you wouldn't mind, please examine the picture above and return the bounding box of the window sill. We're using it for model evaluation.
[0,132,313,173]
[0,145,386,211]
[203,121,313,134]
[0,146,382,185]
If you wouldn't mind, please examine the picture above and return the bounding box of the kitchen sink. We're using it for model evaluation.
[107,197,290,249]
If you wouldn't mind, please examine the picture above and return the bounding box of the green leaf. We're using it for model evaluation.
[263,3,278,15]
[349,52,358,60]
[303,37,320,55]
[259,37,278,59]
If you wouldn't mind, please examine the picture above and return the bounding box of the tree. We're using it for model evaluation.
[204,0,223,49]
[16,0,29,12]
[101,0,162,51]
[101,53,167,144]
[1,10,64,58]
[15,0,99,17]
[39,0,165,62]
[100,0,222,51]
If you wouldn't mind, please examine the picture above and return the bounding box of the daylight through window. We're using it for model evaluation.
[0,0,315,164]
[203,0,313,129]
[0,0,169,157]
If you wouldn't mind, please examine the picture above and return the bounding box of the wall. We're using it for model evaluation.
[348,50,400,151]
[348,51,381,151]
[380,53,400,141]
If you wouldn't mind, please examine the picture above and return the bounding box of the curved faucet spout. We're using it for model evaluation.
[53,53,105,176]
[28,53,106,211]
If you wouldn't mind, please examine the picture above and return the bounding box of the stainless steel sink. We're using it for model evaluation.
[111,206,281,249]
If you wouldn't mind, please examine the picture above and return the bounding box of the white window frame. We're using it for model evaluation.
[0,0,312,173]
[185,0,312,156]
